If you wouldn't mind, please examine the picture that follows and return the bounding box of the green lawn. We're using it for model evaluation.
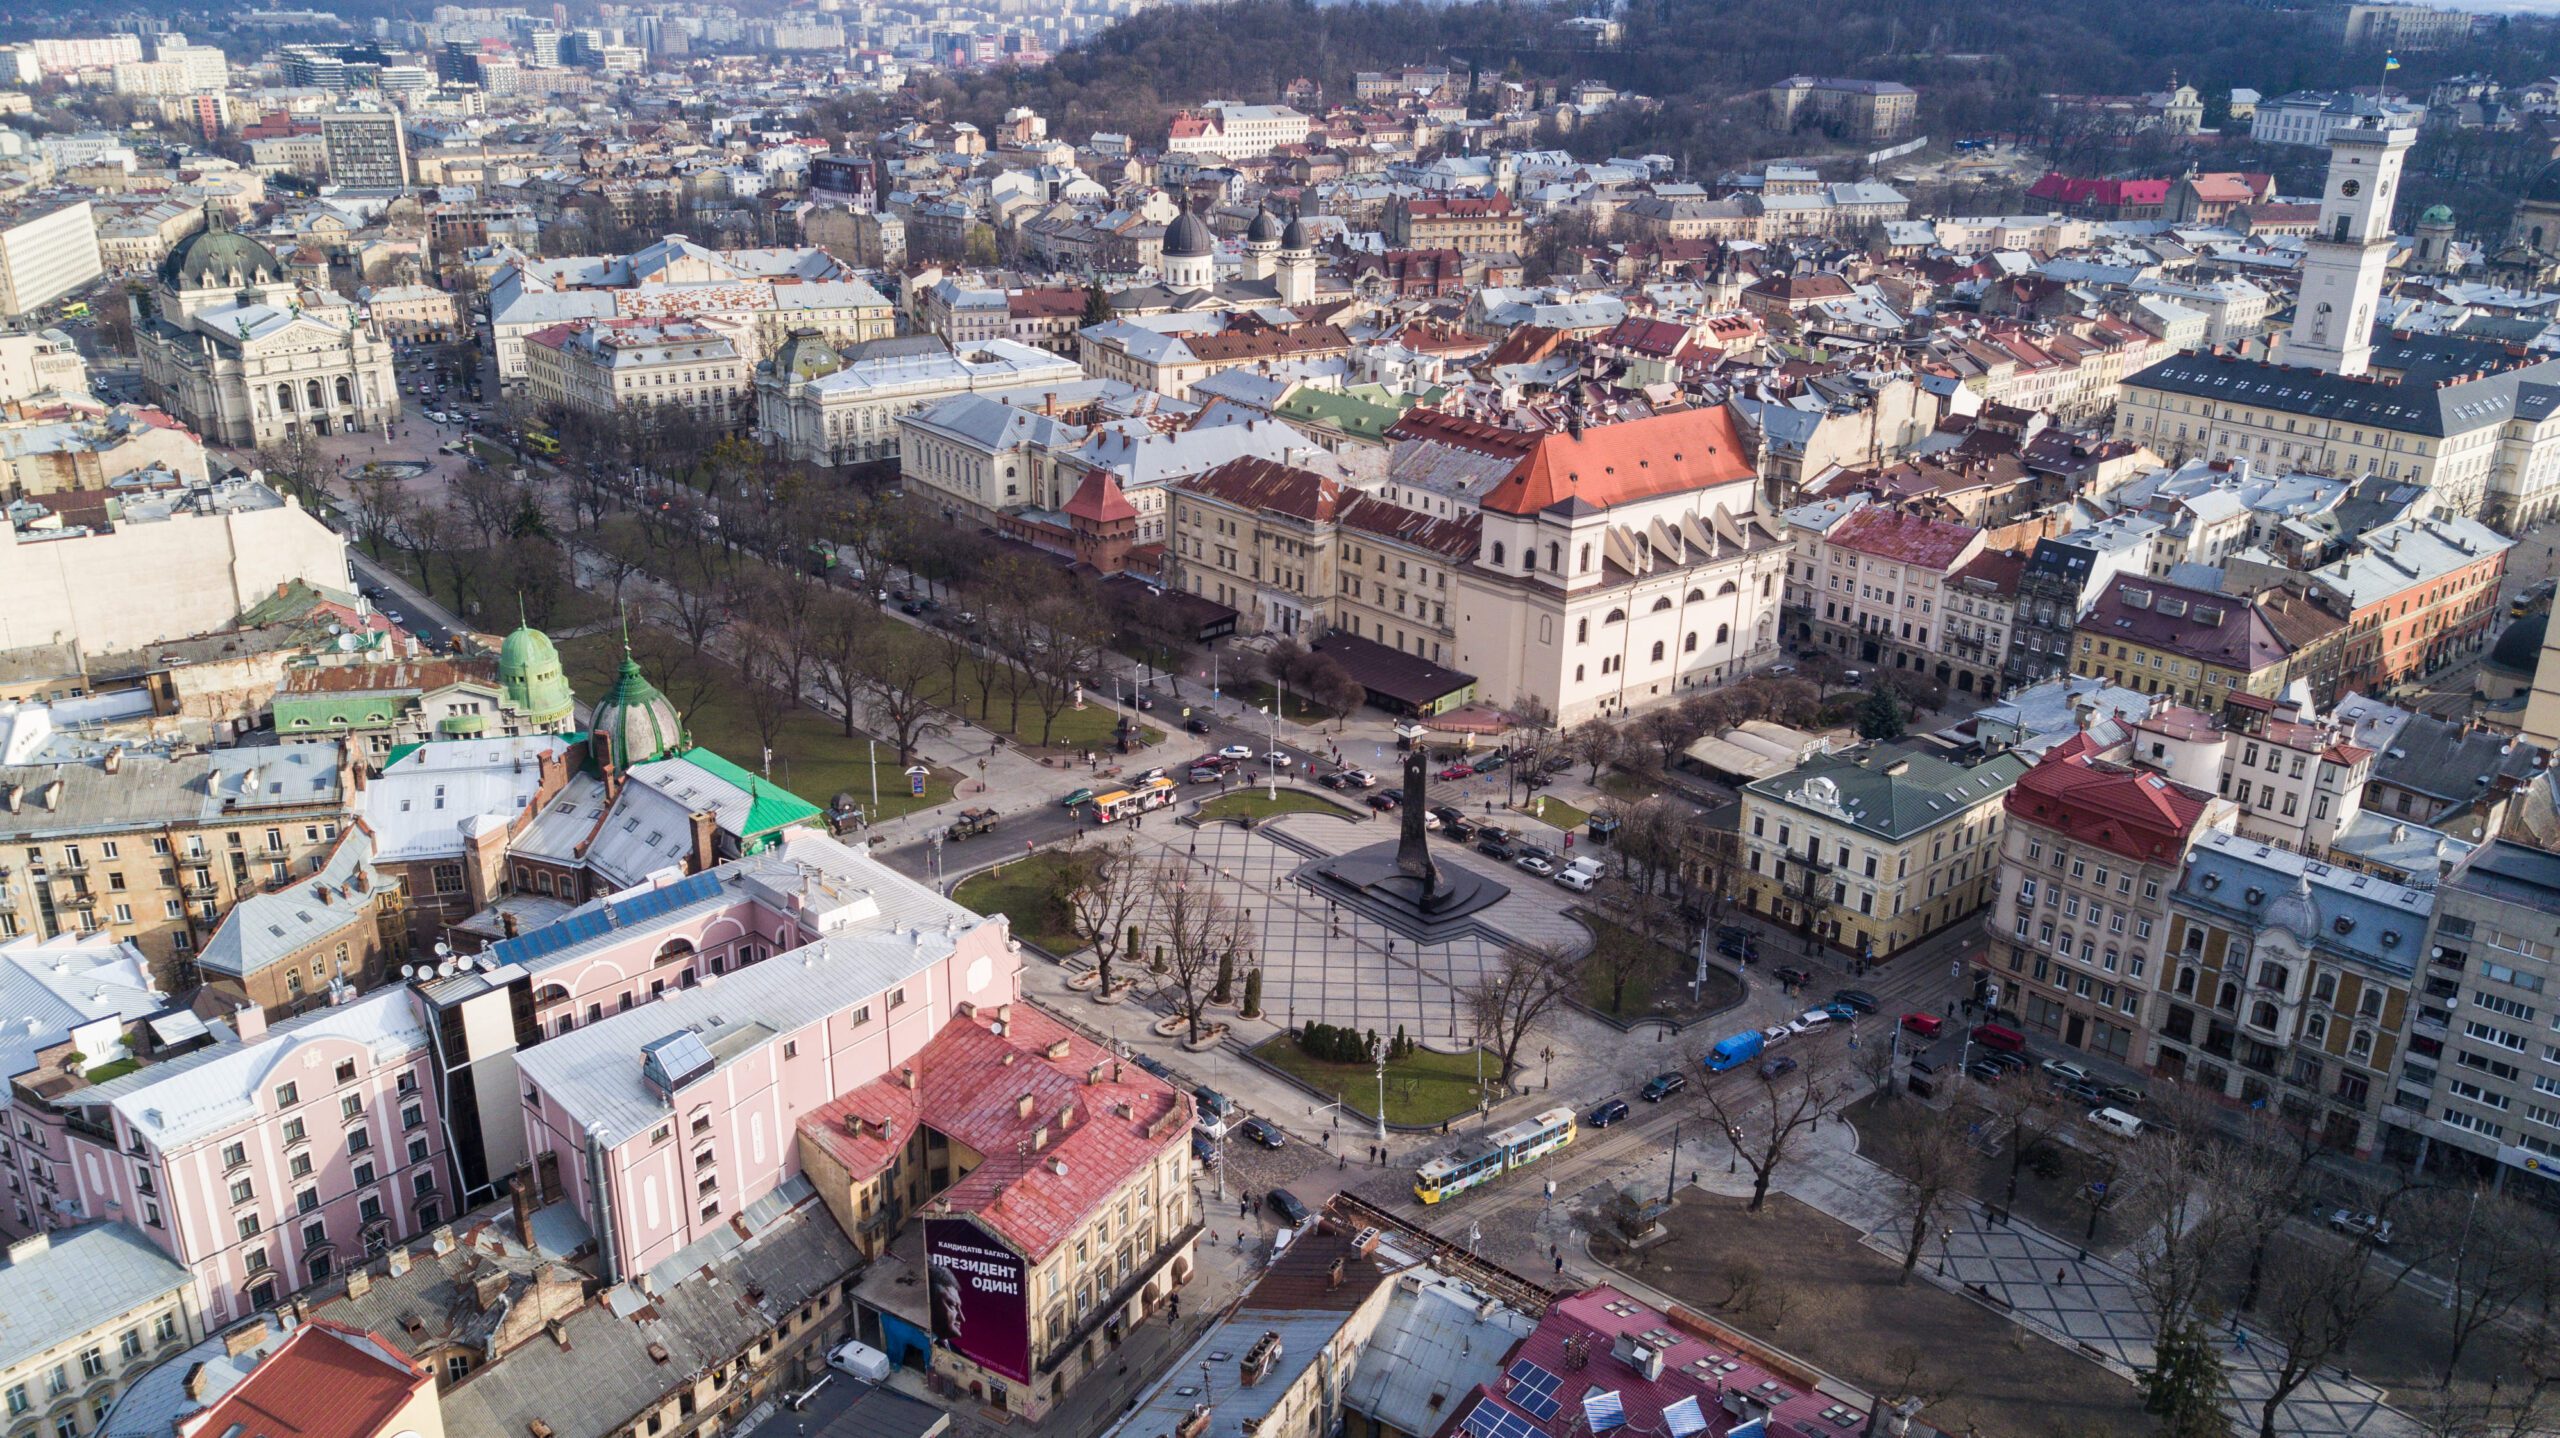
[1253,1034,1501,1126]
[1196,789,1355,823]
[867,624,1167,754]
[1576,915,1745,1021]
[555,633,959,823]
[1598,771,1655,803]
[951,849,1102,954]
[1514,793,1591,832]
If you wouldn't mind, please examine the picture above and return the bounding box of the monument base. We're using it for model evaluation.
[1297,841,1510,942]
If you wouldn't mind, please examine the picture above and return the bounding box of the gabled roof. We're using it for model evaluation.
[1480,407,1755,517]
[1062,469,1138,524]
[1178,456,1343,522]
[178,1320,428,1438]
[2006,750,2214,865]
[1820,505,1981,572]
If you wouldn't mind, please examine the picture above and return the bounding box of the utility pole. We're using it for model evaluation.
[1665,1121,1683,1204]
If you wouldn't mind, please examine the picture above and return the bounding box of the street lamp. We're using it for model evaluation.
[1259,702,1277,800]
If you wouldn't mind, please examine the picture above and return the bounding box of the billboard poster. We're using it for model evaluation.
[924,1215,1032,1384]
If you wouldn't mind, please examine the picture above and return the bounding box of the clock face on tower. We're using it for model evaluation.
[2341,179,2362,197]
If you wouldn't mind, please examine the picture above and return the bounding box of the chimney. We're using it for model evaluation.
[475,1271,510,1311]
[346,1267,373,1299]
[183,1363,212,1400]
[387,1246,411,1278]
[900,1065,917,1090]
[222,1318,270,1358]
[103,747,121,775]
[501,911,521,939]
[1017,1092,1036,1120]
[688,809,718,872]
[1327,1256,1346,1291]
[39,780,62,812]
[510,1177,536,1241]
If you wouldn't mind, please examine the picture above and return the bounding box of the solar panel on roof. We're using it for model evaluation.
[641,1029,716,1093]
[1463,1399,1543,1438]
[1506,1360,1565,1421]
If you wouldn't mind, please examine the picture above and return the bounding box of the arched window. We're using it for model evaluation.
[334,375,352,405]
[1579,544,1592,573]
[1650,641,1665,662]
[1546,542,1560,571]
[1718,580,1739,596]
[1490,542,1506,567]
[1604,608,1627,624]
[277,382,296,410]
[1575,618,1589,643]
[2250,999,2280,1030]
[1685,588,1705,603]
[305,379,324,408]
[1715,623,1730,645]
[1574,665,1585,682]
[1651,597,1673,613]
[1683,632,1698,652]
[2257,961,2289,992]
[655,938,697,964]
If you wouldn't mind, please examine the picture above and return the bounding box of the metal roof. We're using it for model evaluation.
[0,1224,192,1375]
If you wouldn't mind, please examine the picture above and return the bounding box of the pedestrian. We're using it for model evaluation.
[1945,999,1955,1016]
[1442,1118,1450,1134]
[2055,1267,2066,1284]
[1553,1254,1564,1276]
[1236,1229,1245,1247]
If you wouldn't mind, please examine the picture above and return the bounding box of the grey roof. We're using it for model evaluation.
[2448,839,2560,911]
[2125,350,2560,439]
[1746,740,2029,841]
[1968,676,2155,758]
[0,1224,192,1375]
[101,1315,297,1438]
[0,933,164,1084]
[1339,1274,1532,1436]
[439,1187,858,1438]
[78,986,427,1149]
[195,826,381,980]
[2370,712,2547,807]
[2173,829,2431,979]
[0,742,344,843]
[2329,811,2472,882]
[2310,514,2513,609]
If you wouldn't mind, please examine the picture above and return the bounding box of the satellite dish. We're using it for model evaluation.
[433,941,453,959]
[439,960,457,977]
[399,964,414,979]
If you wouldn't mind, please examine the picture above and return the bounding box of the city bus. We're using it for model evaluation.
[1092,777,1177,824]
[1413,1106,1576,1204]
[523,428,561,456]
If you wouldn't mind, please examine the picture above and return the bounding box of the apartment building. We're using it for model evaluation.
[320,106,408,191]
[1765,76,1918,140]
[2126,693,2374,855]
[0,741,352,978]
[1784,499,1987,687]
[2158,830,2426,1156]
[1075,318,1353,400]
[2074,574,2297,705]
[2305,513,2512,695]
[0,200,105,320]
[754,332,1080,468]
[1164,103,1309,158]
[0,1224,200,1438]
[1738,739,2028,960]
[1383,195,1524,253]
[1994,747,2225,1063]
[2386,841,2560,1184]
[1167,457,1349,640]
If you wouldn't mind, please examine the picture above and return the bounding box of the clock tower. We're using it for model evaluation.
[2288,109,2415,377]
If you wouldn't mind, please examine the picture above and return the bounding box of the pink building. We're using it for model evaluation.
[514,834,1020,1282]
[37,988,447,1325]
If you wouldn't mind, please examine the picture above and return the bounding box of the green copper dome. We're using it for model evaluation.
[591,647,685,768]
[159,204,284,291]
[496,625,575,728]
[2420,204,2455,225]
[771,326,844,382]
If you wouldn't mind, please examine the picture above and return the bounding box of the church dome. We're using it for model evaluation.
[1163,205,1215,258]
[1280,211,1312,253]
[2420,204,2455,226]
[591,647,685,768]
[2526,160,2560,208]
[159,205,284,291]
[1246,206,1284,244]
[2490,612,2547,674]
[496,625,575,728]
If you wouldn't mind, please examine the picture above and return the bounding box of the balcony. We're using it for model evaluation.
[181,877,218,900]
[49,858,88,877]
[437,713,488,737]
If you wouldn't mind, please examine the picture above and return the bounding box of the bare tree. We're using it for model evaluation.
[1062,832,1147,996]
[2249,1212,2425,1438]
[734,625,798,762]
[1150,861,1252,1044]
[1568,719,1623,785]
[654,571,731,658]
[345,470,409,562]
[1021,600,1106,747]
[855,626,953,766]
[1466,941,1584,1090]
[1584,906,1672,1017]
[806,593,872,739]
[1701,1064,1846,1212]
[2411,1187,2555,1387]
[1885,1102,1974,1284]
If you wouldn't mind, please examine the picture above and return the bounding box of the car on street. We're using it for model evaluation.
[1588,1098,1630,1128]
[1787,1009,1832,1035]
[901,600,928,615]
[1514,849,1557,877]
[1185,718,1213,735]
[1473,749,1508,771]
[1240,1118,1285,1149]
[1192,1131,1216,1164]
[1431,805,1473,836]
[1980,1049,2028,1075]
[1475,830,1516,860]
[1268,1189,1311,1228]
[1554,856,1603,891]
[1759,1025,1792,1046]
[1188,766,1225,784]
[1830,989,1880,1014]
[1265,751,1295,769]
[1759,1055,1799,1080]
[1059,788,1096,809]
[1132,1054,1173,1081]
[2100,1083,2146,1109]
[1317,771,1351,790]
[2329,1209,2396,1245]
[1821,1002,1860,1023]
[1437,763,1475,780]
[1900,1012,1945,1038]
[1715,936,1756,960]
[1774,966,1813,988]
[1966,1058,2007,1084]
[2056,1079,2105,1105]
[1218,745,1255,761]
[2040,1059,2092,1086]
[1366,791,1400,812]
[1640,1072,1686,1102]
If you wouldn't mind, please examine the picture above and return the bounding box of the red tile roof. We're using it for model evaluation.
[798,1006,1188,1262]
[2004,749,2215,866]
[1384,408,1541,457]
[2026,173,2170,208]
[1062,469,1138,524]
[1338,493,1481,559]
[1480,407,1755,516]
[1443,1285,1859,1438]
[1822,505,1982,572]
[181,1322,430,1438]
[1178,456,1343,522]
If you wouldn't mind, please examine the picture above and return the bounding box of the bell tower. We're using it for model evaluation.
[2288,110,2414,376]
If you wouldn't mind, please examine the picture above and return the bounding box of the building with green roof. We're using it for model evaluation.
[589,644,687,769]
[1734,738,2030,959]
[271,624,581,767]
[1272,384,1424,451]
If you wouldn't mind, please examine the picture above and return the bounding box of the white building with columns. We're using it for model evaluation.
[754,331,1081,467]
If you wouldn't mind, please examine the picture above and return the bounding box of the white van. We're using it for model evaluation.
[826,1340,893,1381]
[2086,1106,2146,1140]
[1554,857,1605,892]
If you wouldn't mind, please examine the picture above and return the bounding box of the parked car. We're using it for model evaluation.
[1900,1012,1945,1038]
[1342,769,1379,789]
[1515,848,1557,877]
[1437,763,1476,781]
[1240,1117,1285,1149]
[2329,1209,2395,1245]
[1367,792,1401,812]
[1431,805,1472,835]
[1830,989,1880,1014]
[1822,1002,1860,1023]
[2056,1080,2105,1106]
[1980,1049,2028,1075]
[1132,1054,1173,1081]
[1555,856,1604,891]
[2040,1059,2092,1086]
[1641,1072,1687,1102]
[2099,1083,2147,1109]
[1965,1058,2007,1084]
[1475,830,1517,860]
[1191,1130,1216,1164]
[1774,966,1813,988]
[1268,1189,1311,1228]
[1588,1098,1631,1128]
[1716,936,1757,960]
[1218,744,1255,761]
[1759,1055,1799,1080]
[1185,718,1213,735]
[1759,1025,1793,1046]
[1787,1009,1834,1035]
[1473,750,1508,771]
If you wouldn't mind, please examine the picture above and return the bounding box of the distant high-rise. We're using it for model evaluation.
[322,104,409,191]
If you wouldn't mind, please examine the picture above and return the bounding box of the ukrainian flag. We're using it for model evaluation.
[2384,52,2402,71]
